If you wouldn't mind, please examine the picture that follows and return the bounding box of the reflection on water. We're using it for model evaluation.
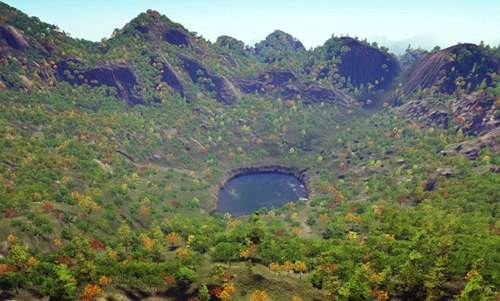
[217,172,308,216]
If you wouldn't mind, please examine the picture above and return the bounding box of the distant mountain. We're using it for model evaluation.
[374,34,440,54]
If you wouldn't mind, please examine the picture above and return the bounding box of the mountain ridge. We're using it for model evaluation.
[1,4,498,109]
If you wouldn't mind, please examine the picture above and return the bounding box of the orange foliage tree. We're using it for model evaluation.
[80,284,102,301]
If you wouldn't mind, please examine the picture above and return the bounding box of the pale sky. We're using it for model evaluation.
[4,0,500,52]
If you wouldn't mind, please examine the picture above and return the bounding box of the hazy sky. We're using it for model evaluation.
[4,0,500,52]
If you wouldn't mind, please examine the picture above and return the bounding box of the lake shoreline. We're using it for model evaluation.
[210,165,314,216]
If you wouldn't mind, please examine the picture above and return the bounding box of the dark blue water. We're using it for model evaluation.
[217,172,308,216]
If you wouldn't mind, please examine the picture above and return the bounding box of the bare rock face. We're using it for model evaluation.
[337,37,399,90]
[315,37,400,91]
[161,60,185,96]
[212,75,241,104]
[404,44,499,95]
[180,55,239,104]
[58,59,149,104]
[85,62,139,102]
[0,24,28,50]
[164,28,192,47]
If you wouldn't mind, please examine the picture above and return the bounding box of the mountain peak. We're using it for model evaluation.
[115,10,194,47]
[255,29,306,53]
[216,35,245,51]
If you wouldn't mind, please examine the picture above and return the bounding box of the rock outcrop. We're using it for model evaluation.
[164,28,192,47]
[161,60,185,96]
[451,93,498,136]
[315,37,400,90]
[398,100,449,129]
[442,128,500,159]
[0,24,28,50]
[237,69,353,105]
[300,84,354,106]
[337,37,399,90]
[58,59,149,104]
[237,70,297,93]
[404,44,499,95]
[398,92,498,135]
[180,55,240,104]
[399,92,499,159]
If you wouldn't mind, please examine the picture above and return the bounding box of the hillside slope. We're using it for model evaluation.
[0,3,499,301]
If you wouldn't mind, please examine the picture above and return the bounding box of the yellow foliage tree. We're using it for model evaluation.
[240,248,250,260]
[139,233,155,251]
[269,262,280,273]
[250,290,271,301]
[219,282,235,301]
[165,232,183,248]
[176,247,189,258]
[294,261,307,274]
[282,261,294,274]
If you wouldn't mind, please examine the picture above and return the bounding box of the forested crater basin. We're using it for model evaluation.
[216,168,309,216]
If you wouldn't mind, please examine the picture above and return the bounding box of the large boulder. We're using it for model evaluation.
[404,43,499,95]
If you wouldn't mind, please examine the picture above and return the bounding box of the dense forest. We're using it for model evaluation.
[0,2,499,300]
